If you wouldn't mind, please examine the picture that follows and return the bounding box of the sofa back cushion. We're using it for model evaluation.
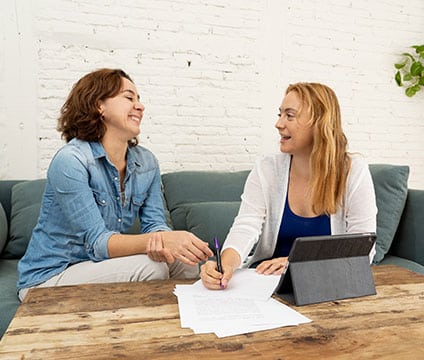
[390,189,424,266]
[2,179,46,259]
[162,171,249,247]
[369,164,409,264]
[0,203,7,253]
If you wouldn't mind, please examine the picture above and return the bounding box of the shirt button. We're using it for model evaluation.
[116,196,120,200]
[101,200,106,204]
[114,177,118,181]
[118,218,122,222]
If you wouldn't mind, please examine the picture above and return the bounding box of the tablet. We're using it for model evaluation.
[274,232,377,306]
[288,232,376,263]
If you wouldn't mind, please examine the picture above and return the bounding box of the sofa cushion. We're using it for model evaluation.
[369,164,409,264]
[185,201,241,247]
[2,179,46,259]
[379,255,424,275]
[0,259,20,338]
[390,189,424,267]
[162,170,249,232]
[0,203,8,253]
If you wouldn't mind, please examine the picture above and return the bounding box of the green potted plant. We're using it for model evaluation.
[394,44,424,97]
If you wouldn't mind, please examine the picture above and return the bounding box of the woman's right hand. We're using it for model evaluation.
[200,260,234,290]
[147,231,213,265]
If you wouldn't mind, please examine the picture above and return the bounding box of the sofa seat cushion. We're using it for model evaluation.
[2,179,46,259]
[379,255,424,275]
[369,164,409,264]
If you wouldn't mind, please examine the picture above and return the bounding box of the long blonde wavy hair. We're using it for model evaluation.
[286,82,351,215]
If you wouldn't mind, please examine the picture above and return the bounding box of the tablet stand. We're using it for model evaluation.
[275,255,376,306]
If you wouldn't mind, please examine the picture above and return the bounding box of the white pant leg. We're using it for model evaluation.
[168,260,199,280]
[19,255,198,301]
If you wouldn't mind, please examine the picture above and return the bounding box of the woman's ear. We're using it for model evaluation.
[96,100,104,115]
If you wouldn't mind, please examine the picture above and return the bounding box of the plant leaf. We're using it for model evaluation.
[405,86,416,97]
[410,62,423,76]
[395,62,406,69]
[403,73,413,81]
[395,71,402,86]
[413,45,424,53]
[419,77,424,86]
[402,52,416,61]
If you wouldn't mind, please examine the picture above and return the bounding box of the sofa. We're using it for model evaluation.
[1,164,423,338]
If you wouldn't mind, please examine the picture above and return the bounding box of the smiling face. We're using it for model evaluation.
[275,90,314,157]
[98,77,144,144]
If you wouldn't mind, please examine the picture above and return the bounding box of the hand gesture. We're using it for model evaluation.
[147,231,213,265]
[200,260,234,290]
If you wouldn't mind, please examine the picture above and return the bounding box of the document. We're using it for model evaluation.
[175,268,281,300]
[174,269,311,338]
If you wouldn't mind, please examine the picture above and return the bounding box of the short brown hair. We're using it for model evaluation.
[57,68,138,146]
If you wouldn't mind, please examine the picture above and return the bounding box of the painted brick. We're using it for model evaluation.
[0,0,423,188]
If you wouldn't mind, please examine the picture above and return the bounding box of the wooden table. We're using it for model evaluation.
[0,265,423,359]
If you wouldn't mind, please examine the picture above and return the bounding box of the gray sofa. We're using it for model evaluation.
[1,164,423,338]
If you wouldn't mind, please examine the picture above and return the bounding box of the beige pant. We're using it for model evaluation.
[19,254,198,301]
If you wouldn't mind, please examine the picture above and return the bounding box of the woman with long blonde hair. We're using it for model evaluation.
[201,82,377,289]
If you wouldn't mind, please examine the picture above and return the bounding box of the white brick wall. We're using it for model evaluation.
[0,0,423,188]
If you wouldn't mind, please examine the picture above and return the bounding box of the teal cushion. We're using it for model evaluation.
[0,202,8,253]
[0,259,20,338]
[369,164,409,264]
[2,179,46,259]
[162,170,249,231]
[185,201,241,248]
[390,189,424,266]
[379,255,424,275]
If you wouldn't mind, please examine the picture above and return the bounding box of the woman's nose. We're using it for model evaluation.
[275,115,285,129]
[135,101,145,111]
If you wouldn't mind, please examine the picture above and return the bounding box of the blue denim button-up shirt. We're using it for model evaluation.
[18,139,171,290]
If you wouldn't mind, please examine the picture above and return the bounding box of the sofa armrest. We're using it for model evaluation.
[390,189,424,267]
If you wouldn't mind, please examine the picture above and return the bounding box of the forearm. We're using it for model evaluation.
[107,233,152,258]
[221,248,241,271]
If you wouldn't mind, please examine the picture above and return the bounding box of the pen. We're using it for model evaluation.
[214,236,223,274]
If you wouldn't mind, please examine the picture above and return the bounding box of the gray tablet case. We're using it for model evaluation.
[274,232,377,306]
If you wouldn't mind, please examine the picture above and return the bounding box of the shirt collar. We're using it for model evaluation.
[89,141,141,173]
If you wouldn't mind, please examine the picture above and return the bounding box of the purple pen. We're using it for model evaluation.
[214,236,223,274]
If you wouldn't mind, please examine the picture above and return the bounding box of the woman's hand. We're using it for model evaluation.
[147,231,213,265]
[146,232,175,263]
[255,257,288,275]
[200,260,234,290]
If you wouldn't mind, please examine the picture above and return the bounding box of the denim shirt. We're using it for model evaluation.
[17,139,171,290]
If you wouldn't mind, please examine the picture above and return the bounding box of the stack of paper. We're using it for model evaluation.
[174,269,311,338]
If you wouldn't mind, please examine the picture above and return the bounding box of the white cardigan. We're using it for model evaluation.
[222,153,377,267]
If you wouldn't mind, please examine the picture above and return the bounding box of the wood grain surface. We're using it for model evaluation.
[0,265,423,360]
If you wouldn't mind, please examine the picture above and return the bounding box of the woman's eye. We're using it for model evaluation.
[277,113,281,117]
[126,96,134,101]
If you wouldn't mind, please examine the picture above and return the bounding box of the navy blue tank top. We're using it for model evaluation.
[272,198,331,258]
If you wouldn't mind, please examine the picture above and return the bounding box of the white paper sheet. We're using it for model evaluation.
[174,268,312,337]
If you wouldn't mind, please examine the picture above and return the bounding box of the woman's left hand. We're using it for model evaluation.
[146,232,175,263]
[255,257,288,275]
